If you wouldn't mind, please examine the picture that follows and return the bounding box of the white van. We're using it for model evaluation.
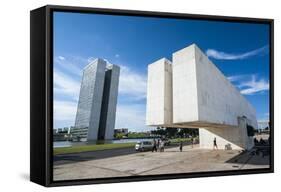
[135,141,153,152]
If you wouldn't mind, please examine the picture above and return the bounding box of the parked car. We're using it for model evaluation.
[135,141,153,152]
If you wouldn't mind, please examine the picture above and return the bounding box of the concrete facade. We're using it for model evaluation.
[146,58,173,126]
[146,44,257,150]
[75,59,106,141]
[74,58,120,141]
[98,64,120,140]
[199,117,253,150]
[173,45,199,123]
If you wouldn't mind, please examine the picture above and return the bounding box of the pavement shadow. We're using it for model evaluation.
[54,154,97,164]
[54,147,137,166]
[53,144,190,166]
[225,146,270,166]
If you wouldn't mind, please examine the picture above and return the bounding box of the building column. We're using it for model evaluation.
[237,116,254,150]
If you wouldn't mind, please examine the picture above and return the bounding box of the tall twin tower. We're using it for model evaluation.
[74,58,120,141]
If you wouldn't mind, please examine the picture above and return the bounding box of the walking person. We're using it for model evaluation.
[193,137,196,146]
[213,137,218,150]
[157,139,160,152]
[193,137,197,146]
[179,141,183,152]
[191,137,194,148]
[160,139,165,152]
[152,139,157,152]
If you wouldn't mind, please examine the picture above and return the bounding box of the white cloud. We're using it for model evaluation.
[54,69,81,101]
[235,75,269,95]
[53,100,149,131]
[118,65,147,100]
[54,100,77,126]
[87,57,96,63]
[259,113,270,122]
[115,104,148,132]
[227,74,248,82]
[115,54,120,58]
[54,56,83,76]
[228,74,269,95]
[58,56,65,60]
[206,45,268,60]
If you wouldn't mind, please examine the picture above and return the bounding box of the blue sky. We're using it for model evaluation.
[53,11,270,131]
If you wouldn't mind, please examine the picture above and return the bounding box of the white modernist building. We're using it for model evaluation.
[146,44,257,150]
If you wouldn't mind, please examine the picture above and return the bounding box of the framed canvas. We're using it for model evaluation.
[30,5,274,187]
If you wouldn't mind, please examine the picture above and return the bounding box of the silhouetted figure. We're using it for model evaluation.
[193,137,197,145]
[157,139,160,151]
[254,137,258,145]
[260,138,265,145]
[179,141,183,152]
[160,140,165,152]
[213,137,218,150]
[152,139,157,152]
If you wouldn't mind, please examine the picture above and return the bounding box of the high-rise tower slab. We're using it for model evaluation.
[74,58,120,141]
[98,64,120,140]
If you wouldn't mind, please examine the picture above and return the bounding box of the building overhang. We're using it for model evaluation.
[147,121,237,129]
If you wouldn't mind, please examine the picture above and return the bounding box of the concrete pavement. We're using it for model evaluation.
[53,144,270,181]
[54,144,182,166]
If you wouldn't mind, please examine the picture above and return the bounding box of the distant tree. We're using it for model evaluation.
[178,128,199,137]
[157,128,166,137]
[178,129,184,138]
[152,127,200,138]
[165,128,178,138]
[150,130,157,135]
[115,133,124,139]
[151,127,167,137]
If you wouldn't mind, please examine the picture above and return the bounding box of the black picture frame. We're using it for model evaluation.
[30,4,274,187]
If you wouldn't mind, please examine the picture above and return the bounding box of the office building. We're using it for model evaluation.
[74,58,120,141]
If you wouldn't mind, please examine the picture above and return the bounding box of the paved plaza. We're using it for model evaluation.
[53,144,270,181]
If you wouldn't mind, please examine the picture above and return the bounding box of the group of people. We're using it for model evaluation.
[150,137,240,152]
[152,139,165,152]
[152,137,197,153]
[254,136,270,146]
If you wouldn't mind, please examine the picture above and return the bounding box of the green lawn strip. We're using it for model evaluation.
[54,142,135,155]
[169,138,192,144]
